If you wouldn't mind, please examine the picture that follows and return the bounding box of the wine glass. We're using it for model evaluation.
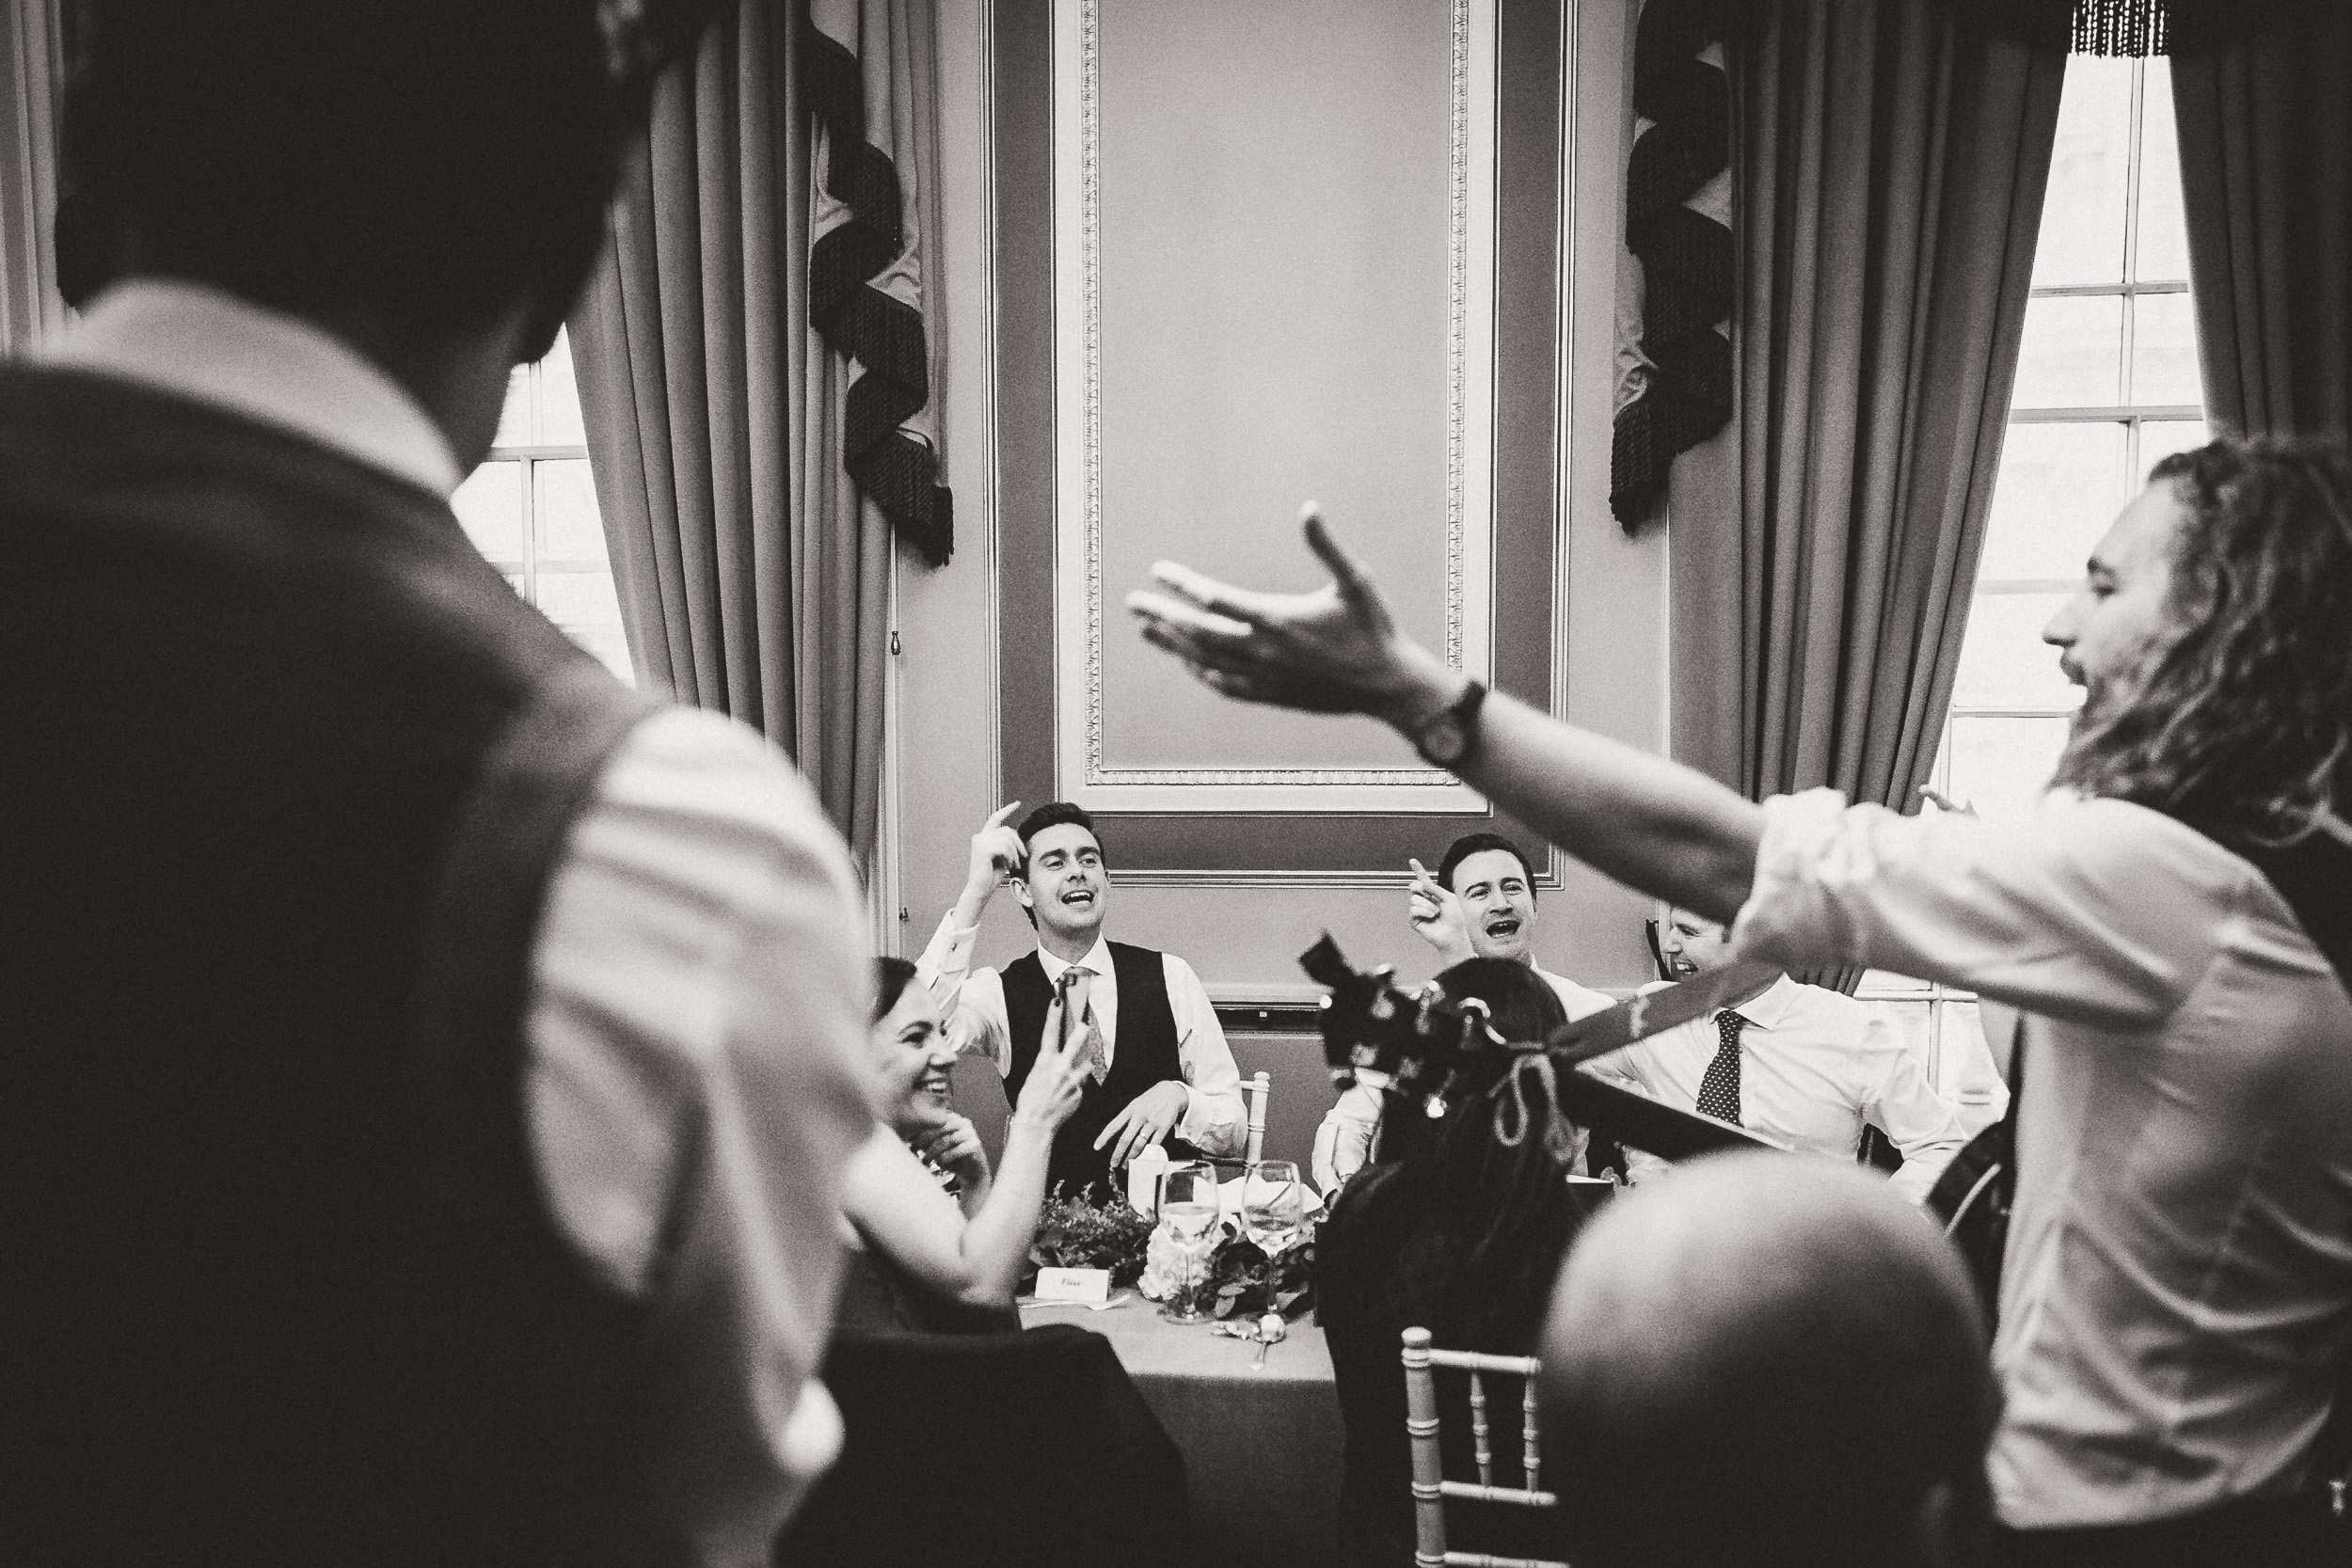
[1241,1160,1306,1256]
[1154,1161,1219,1323]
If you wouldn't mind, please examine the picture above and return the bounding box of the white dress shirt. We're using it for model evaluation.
[1731,786,2352,1529]
[1310,963,1615,1194]
[916,912,1247,1156]
[1581,973,1974,1205]
[45,280,877,1568]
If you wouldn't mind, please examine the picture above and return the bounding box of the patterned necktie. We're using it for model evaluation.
[1059,966,1109,1084]
[1696,1009,1748,1127]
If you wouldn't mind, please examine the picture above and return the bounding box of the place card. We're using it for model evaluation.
[1033,1266,1112,1305]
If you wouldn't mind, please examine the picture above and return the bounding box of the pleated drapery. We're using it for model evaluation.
[2171,7,2352,440]
[571,0,945,869]
[1665,0,2063,991]
[0,0,63,352]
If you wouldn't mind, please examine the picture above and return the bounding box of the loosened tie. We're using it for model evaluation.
[1696,1009,1748,1127]
[1060,966,1109,1084]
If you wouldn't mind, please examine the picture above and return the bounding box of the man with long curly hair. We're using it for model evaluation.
[1131,436,2352,1566]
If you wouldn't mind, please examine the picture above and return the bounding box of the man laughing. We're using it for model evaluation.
[919,801,1247,1200]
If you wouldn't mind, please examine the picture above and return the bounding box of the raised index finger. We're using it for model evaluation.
[984,800,1024,830]
[1301,506,1375,597]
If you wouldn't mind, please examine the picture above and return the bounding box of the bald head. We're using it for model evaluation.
[1538,1154,1997,1568]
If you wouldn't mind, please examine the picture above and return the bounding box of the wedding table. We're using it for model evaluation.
[1023,1297,1343,1568]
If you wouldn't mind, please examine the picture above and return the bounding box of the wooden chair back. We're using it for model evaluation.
[1401,1325,1565,1568]
[1244,1069,1272,1164]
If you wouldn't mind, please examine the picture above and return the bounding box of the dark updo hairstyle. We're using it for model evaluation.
[56,0,716,353]
[2052,436,2352,844]
[1367,959,1584,1346]
[871,957,921,1026]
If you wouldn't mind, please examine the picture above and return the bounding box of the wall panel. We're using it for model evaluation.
[911,0,1663,1006]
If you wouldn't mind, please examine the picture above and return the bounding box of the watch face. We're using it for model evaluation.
[1422,714,1467,765]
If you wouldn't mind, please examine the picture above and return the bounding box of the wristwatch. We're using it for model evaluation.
[1409,678,1486,767]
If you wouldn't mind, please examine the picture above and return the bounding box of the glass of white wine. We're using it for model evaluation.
[1154,1161,1219,1324]
[1242,1160,1306,1257]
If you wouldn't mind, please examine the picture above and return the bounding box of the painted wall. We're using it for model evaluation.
[906,0,1659,1011]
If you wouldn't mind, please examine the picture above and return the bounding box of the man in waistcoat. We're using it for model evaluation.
[3,5,873,1565]
[920,801,1248,1200]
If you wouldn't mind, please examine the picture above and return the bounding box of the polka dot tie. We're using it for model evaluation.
[1696,1009,1748,1127]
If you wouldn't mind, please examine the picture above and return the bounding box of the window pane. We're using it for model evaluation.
[1947,714,2073,822]
[534,458,605,561]
[2128,292,2201,406]
[539,328,586,447]
[2012,295,2123,408]
[1953,594,2082,711]
[452,460,525,562]
[2033,57,2134,286]
[2136,67,2190,283]
[2137,419,2210,480]
[536,569,623,628]
[1980,421,2125,580]
[493,363,534,449]
[536,571,633,685]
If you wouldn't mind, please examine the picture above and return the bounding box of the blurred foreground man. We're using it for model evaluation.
[1540,1154,2000,1568]
[1132,437,2352,1565]
[1,5,874,1564]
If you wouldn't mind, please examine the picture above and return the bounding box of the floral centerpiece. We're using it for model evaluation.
[1020,1187,1156,1291]
[1137,1214,1317,1321]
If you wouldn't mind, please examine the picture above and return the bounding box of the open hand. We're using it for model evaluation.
[1405,856,1473,962]
[1126,506,1462,727]
[966,800,1026,894]
[1093,1079,1190,1168]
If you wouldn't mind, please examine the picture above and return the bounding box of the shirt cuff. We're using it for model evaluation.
[1728,786,1869,974]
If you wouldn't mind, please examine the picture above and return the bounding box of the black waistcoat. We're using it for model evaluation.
[1001,942,1188,1199]
[0,367,671,1567]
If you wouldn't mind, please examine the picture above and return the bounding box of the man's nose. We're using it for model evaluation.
[2043,597,2079,647]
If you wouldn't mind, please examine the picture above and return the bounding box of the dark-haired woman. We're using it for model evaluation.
[835,958,1091,1334]
[1317,958,1611,1568]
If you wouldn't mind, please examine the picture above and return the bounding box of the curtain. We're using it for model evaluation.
[571,0,945,869]
[2171,6,2352,439]
[1,0,63,352]
[1667,0,2063,990]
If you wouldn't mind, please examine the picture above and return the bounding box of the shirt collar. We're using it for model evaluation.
[1038,934,1115,984]
[1726,972,1801,1030]
[40,277,465,498]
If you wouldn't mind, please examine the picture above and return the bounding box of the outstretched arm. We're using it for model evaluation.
[1128,507,1764,922]
[843,1028,1092,1309]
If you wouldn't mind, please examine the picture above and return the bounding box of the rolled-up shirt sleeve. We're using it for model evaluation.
[915,911,1011,1073]
[1165,956,1248,1157]
[526,708,876,1567]
[1730,787,2218,1032]
[1856,1012,1973,1204]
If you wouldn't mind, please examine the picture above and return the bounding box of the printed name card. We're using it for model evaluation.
[1034,1267,1112,1305]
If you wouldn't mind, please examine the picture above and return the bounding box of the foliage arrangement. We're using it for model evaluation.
[1023,1188,1156,1290]
[1205,1225,1315,1322]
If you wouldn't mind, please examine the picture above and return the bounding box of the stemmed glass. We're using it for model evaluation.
[1241,1160,1307,1257]
[1154,1161,1219,1324]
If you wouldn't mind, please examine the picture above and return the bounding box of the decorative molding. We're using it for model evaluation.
[1051,0,1500,813]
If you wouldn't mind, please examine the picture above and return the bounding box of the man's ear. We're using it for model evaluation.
[1012,878,1035,911]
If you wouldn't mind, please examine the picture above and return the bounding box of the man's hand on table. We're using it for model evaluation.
[1096,1079,1190,1167]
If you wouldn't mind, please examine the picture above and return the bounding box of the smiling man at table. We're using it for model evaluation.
[920,801,1248,1199]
